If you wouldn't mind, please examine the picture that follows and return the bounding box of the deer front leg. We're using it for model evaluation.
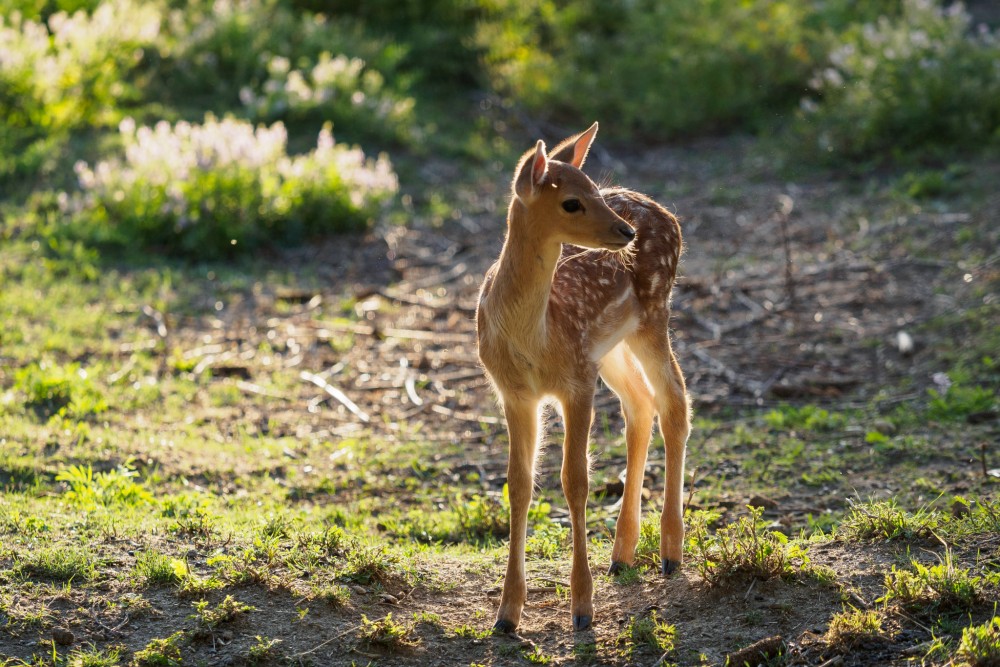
[494,397,539,634]
[658,356,690,576]
[561,394,595,631]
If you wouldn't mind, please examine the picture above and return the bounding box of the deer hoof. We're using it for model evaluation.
[608,561,626,576]
[572,615,592,632]
[661,559,680,576]
[492,619,517,635]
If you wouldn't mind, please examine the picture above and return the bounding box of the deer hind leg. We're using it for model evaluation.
[559,392,596,631]
[629,330,690,576]
[494,396,540,634]
[599,344,655,574]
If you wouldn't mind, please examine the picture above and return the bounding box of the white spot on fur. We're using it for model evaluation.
[649,274,661,292]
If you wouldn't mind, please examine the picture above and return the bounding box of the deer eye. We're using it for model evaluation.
[561,199,582,213]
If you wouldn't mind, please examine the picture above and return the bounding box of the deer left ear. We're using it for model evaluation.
[513,139,549,200]
[549,122,598,169]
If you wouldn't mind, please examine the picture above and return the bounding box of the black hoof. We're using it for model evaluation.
[608,561,626,576]
[661,559,680,576]
[572,615,592,632]
[492,619,517,635]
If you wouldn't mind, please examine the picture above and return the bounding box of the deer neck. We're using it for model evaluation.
[490,201,561,343]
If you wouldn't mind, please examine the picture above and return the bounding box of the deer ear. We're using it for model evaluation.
[513,139,548,200]
[549,122,598,169]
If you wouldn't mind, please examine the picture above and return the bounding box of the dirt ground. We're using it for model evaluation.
[3,136,998,666]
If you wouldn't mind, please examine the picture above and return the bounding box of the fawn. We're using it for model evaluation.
[476,123,690,633]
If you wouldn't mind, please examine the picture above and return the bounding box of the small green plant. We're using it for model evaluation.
[825,608,885,649]
[64,644,123,667]
[764,404,846,431]
[956,616,1000,666]
[246,635,281,665]
[617,610,676,658]
[880,555,981,613]
[134,631,185,667]
[190,595,255,638]
[453,490,509,542]
[687,506,798,585]
[14,362,107,417]
[525,522,568,559]
[314,582,351,606]
[358,613,419,651]
[133,550,187,586]
[17,545,98,582]
[841,499,937,541]
[451,623,491,640]
[56,461,154,510]
[342,543,402,587]
[927,384,998,421]
[523,646,553,664]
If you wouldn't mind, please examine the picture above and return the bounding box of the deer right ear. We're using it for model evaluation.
[513,140,548,200]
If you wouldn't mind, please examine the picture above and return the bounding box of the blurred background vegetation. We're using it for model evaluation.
[2,0,999,257]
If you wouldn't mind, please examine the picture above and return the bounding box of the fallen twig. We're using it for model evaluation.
[300,371,370,422]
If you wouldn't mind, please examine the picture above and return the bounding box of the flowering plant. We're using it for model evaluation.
[65,115,397,258]
[240,52,415,143]
[798,0,1000,160]
[0,0,161,130]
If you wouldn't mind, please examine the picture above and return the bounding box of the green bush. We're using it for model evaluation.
[240,51,416,143]
[0,0,160,130]
[160,0,415,144]
[480,0,822,138]
[796,0,1000,161]
[63,115,397,258]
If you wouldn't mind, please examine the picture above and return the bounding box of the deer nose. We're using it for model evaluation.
[618,224,636,242]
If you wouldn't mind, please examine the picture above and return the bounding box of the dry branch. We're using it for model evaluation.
[300,371,370,422]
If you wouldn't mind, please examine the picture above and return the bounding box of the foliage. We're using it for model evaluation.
[134,632,185,667]
[0,0,159,131]
[13,362,107,417]
[239,51,415,143]
[16,545,98,582]
[617,610,676,658]
[797,0,1000,161]
[55,461,154,509]
[190,595,255,636]
[63,116,397,258]
[359,612,419,650]
[956,617,1000,667]
[825,607,885,648]
[133,550,188,586]
[841,499,938,541]
[480,0,823,139]
[687,506,803,585]
[879,555,982,613]
[927,384,998,421]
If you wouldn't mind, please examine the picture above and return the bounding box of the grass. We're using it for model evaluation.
[358,613,419,651]
[825,608,886,649]
[617,610,676,659]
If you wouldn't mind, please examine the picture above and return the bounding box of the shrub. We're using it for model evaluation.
[63,115,397,258]
[0,0,159,130]
[239,51,415,143]
[797,0,1000,161]
[161,0,414,144]
[480,0,822,139]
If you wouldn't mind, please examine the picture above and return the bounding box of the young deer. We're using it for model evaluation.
[476,123,690,633]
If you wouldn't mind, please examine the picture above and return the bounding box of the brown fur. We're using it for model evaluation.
[476,123,690,633]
